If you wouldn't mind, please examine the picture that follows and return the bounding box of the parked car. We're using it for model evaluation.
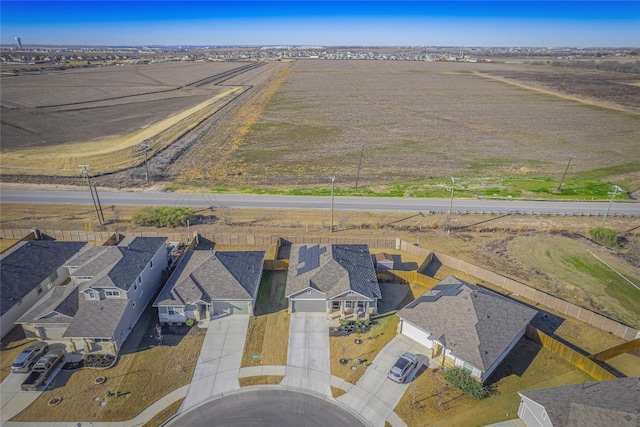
[21,349,65,391]
[11,342,49,373]
[387,352,418,383]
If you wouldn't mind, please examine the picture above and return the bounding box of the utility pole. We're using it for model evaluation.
[79,165,103,226]
[557,154,573,192]
[140,141,150,182]
[448,177,456,216]
[600,185,622,228]
[355,143,364,188]
[93,184,105,225]
[330,176,336,233]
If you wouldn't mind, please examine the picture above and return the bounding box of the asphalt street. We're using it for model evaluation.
[1,189,638,216]
[165,389,367,427]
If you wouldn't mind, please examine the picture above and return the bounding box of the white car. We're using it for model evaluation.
[387,352,418,383]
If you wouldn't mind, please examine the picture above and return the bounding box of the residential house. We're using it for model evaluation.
[154,250,265,323]
[285,244,381,319]
[18,237,168,354]
[517,377,640,426]
[397,276,537,383]
[1,240,86,338]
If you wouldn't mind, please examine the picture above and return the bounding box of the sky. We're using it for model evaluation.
[1,1,639,48]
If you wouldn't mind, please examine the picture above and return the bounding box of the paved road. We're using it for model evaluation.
[1,190,637,216]
[166,388,367,427]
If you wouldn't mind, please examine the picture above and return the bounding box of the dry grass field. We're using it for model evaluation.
[2,59,638,196]
[217,60,640,193]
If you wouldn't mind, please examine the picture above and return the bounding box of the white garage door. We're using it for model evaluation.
[401,321,433,348]
[292,299,326,313]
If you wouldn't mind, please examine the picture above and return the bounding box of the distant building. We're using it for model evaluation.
[15,37,22,49]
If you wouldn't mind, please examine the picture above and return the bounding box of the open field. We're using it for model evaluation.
[0,61,264,176]
[2,59,638,197]
[217,60,640,195]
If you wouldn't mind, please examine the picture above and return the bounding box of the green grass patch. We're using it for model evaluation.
[561,255,640,318]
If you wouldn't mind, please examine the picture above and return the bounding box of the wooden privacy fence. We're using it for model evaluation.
[589,338,640,362]
[396,239,640,341]
[264,259,289,271]
[377,270,439,287]
[525,325,618,381]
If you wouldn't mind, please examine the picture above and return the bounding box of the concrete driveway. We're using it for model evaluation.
[281,312,331,396]
[338,334,434,427]
[180,315,250,411]
[0,372,41,424]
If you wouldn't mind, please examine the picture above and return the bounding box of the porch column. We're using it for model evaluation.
[340,301,345,318]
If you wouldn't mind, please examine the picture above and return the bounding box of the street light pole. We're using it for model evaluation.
[330,176,336,232]
[600,185,622,228]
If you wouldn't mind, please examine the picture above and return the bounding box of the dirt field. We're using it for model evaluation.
[2,59,638,193]
[0,61,272,176]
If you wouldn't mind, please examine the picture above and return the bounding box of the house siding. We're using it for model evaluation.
[111,245,168,351]
[518,395,552,427]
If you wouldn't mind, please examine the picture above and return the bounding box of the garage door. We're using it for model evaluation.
[213,301,249,315]
[401,321,433,348]
[292,299,326,313]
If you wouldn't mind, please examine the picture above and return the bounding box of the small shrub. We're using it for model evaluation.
[132,206,195,228]
[444,367,488,400]
[185,319,195,327]
[588,227,620,247]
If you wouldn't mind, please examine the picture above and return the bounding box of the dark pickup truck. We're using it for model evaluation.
[21,350,65,391]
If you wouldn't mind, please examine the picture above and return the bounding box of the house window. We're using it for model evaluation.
[542,410,547,420]
[134,283,138,291]
[49,271,59,283]
[138,289,144,298]
[463,362,473,373]
[137,276,142,285]
[87,291,97,300]
[132,301,136,308]
[168,307,184,315]
[150,260,154,269]
[36,285,43,296]
[104,290,121,298]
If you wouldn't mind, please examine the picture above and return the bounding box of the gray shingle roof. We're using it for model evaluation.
[67,237,166,291]
[61,237,166,339]
[519,377,640,426]
[154,250,265,306]
[17,284,79,324]
[397,276,537,372]
[1,241,86,316]
[286,244,381,300]
[63,298,128,339]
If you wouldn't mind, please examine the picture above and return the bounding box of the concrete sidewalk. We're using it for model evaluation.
[338,334,435,427]
[280,312,331,396]
[180,315,250,411]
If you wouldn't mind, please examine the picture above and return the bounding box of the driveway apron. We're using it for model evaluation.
[0,372,42,425]
[180,315,250,411]
[338,334,432,427]
[281,312,331,396]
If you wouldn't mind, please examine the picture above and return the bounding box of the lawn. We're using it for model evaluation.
[238,375,284,387]
[329,314,399,386]
[394,338,594,427]
[11,305,206,422]
[241,271,290,368]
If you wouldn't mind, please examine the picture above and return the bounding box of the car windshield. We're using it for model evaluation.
[13,350,30,364]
